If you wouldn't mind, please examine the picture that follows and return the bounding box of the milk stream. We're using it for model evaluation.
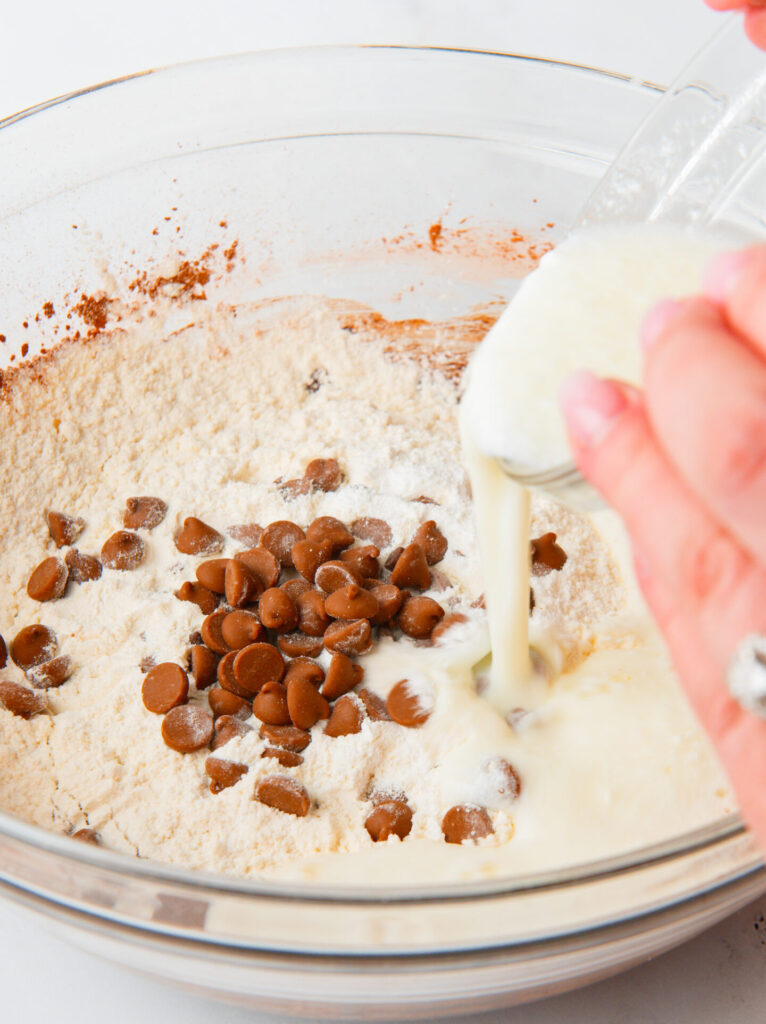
[461,222,735,713]
[460,421,543,715]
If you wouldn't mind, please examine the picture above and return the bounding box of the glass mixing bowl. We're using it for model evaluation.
[0,46,763,1020]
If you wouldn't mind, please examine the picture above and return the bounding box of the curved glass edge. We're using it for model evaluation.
[0,47,750,908]
[0,46,665,136]
[0,804,753,905]
[3,858,764,963]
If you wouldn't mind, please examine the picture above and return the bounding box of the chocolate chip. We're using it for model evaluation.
[304,457,342,492]
[286,676,330,729]
[26,556,68,602]
[412,520,448,565]
[305,516,354,554]
[281,578,312,601]
[72,828,100,844]
[261,746,303,767]
[228,523,263,546]
[296,589,330,636]
[10,625,57,669]
[0,635,6,670]
[314,559,363,593]
[365,800,413,841]
[201,609,229,654]
[207,685,250,719]
[481,757,522,802]
[283,657,325,688]
[292,538,333,582]
[431,612,468,643]
[196,558,230,594]
[413,495,437,505]
[64,548,102,583]
[279,477,311,500]
[367,583,404,625]
[261,521,305,567]
[210,714,252,750]
[340,545,380,579]
[0,679,47,718]
[321,651,363,700]
[530,532,567,576]
[47,510,85,548]
[428,569,452,592]
[175,517,224,556]
[190,646,220,690]
[252,681,291,725]
[256,776,310,817]
[221,610,264,650]
[217,651,254,699]
[277,632,324,658]
[234,547,280,590]
[324,694,364,736]
[141,663,189,715]
[391,544,431,590]
[123,496,167,531]
[441,805,494,844]
[384,546,404,571]
[225,559,262,608]
[324,584,378,621]
[233,642,285,695]
[529,588,535,613]
[26,655,72,689]
[386,679,432,727]
[323,618,372,656]
[357,688,390,721]
[397,595,445,639]
[351,517,392,548]
[161,704,214,753]
[101,531,145,571]
[175,580,219,615]
[258,723,311,751]
[258,588,298,632]
[205,756,249,793]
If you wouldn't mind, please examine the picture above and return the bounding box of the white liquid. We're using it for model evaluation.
[459,424,542,714]
[462,222,733,471]
[461,222,733,711]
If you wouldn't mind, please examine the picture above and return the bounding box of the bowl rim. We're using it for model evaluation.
[0,44,758,907]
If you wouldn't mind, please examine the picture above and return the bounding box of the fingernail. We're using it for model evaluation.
[704,249,752,304]
[559,371,629,449]
[640,299,682,352]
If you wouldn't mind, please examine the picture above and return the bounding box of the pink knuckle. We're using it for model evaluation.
[706,408,766,501]
[680,530,741,611]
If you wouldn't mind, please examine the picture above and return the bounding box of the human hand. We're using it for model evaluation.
[559,247,766,850]
[705,0,766,49]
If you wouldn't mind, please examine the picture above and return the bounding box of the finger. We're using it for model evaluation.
[635,550,766,854]
[704,245,766,357]
[745,6,766,47]
[559,372,766,667]
[641,296,766,561]
[704,1,747,9]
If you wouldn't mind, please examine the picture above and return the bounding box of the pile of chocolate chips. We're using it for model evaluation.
[0,498,170,726]
[164,485,472,835]
[0,458,570,846]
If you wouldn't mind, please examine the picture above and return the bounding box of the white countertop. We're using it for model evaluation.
[2,1,765,1021]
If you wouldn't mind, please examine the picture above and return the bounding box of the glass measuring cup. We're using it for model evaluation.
[499,15,766,508]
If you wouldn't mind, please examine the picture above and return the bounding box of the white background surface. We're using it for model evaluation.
[2,1,765,1021]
